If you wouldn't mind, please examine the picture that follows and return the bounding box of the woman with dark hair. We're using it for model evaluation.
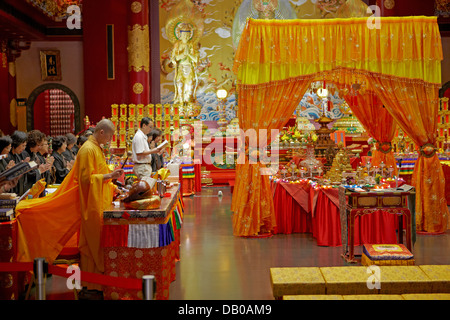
[72,135,88,156]
[6,131,28,195]
[0,135,15,173]
[51,136,72,184]
[22,130,51,191]
[36,136,55,185]
[63,133,77,162]
[149,128,165,172]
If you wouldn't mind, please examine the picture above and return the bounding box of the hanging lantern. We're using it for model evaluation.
[317,87,328,99]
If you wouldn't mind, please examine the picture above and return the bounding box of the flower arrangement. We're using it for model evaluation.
[280,126,302,142]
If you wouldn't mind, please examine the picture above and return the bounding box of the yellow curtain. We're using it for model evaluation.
[231,78,313,236]
[233,16,447,234]
[369,77,448,233]
[234,17,442,86]
[343,90,398,176]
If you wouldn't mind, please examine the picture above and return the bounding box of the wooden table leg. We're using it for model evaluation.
[405,210,412,252]
[349,210,355,262]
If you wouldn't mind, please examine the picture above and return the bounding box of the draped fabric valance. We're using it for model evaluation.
[232,16,448,236]
[233,16,443,87]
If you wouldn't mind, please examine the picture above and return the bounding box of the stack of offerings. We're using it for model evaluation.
[0,194,18,221]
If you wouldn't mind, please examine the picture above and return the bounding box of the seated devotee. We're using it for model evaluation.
[51,135,73,184]
[149,128,165,172]
[6,131,28,195]
[0,135,15,173]
[15,119,124,300]
[63,133,77,162]
[72,135,88,156]
[22,130,51,191]
[36,136,55,185]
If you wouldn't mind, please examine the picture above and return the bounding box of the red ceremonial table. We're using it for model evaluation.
[101,185,183,300]
[0,220,26,300]
[339,186,415,263]
[271,180,403,248]
[442,162,450,205]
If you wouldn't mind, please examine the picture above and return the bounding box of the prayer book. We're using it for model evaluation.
[0,207,14,221]
[156,140,169,149]
[0,161,38,182]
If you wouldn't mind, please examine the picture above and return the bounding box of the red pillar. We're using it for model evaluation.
[0,40,19,135]
[127,0,150,105]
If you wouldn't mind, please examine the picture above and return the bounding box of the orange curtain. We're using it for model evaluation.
[343,90,398,176]
[233,16,446,234]
[369,76,448,233]
[231,77,313,236]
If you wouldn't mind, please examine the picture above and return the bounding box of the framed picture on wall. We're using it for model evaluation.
[40,50,61,81]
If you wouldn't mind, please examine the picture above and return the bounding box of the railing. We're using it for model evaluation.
[0,258,156,300]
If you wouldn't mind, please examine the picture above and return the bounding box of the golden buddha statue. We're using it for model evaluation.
[165,0,204,119]
[170,23,199,107]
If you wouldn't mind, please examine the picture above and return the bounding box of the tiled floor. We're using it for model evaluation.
[35,186,450,300]
[169,187,450,300]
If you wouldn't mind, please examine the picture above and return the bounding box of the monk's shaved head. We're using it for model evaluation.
[93,119,116,145]
[94,119,115,134]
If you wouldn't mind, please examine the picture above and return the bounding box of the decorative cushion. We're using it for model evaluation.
[270,267,326,298]
[419,265,450,293]
[402,293,450,300]
[378,266,433,294]
[363,244,414,261]
[362,253,415,266]
[342,294,404,300]
[283,295,343,300]
[320,267,379,295]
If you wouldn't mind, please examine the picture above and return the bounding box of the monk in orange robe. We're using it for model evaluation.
[15,119,123,293]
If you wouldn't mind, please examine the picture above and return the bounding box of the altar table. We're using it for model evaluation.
[271,180,404,248]
[101,185,183,300]
[339,187,415,263]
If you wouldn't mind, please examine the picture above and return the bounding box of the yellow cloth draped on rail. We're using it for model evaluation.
[232,16,447,236]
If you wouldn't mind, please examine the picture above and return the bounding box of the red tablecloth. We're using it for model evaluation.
[271,180,398,247]
[292,156,361,170]
[103,229,179,300]
[442,163,450,205]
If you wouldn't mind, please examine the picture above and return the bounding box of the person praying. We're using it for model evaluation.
[15,119,124,299]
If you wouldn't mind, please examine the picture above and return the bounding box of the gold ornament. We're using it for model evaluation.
[384,0,395,10]
[127,24,150,72]
[131,1,142,14]
[133,82,144,95]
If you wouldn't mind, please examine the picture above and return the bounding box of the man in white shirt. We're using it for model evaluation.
[132,117,163,179]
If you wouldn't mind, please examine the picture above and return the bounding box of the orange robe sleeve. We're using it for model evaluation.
[15,167,80,264]
[75,139,115,276]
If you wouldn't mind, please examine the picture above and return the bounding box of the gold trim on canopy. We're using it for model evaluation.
[233,16,443,86]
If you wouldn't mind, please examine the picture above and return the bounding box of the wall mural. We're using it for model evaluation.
[159,0,368,122]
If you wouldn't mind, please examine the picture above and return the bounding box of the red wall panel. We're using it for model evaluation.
[83,0,129,124]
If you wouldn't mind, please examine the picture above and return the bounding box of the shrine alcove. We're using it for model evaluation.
[26,83,82,136]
